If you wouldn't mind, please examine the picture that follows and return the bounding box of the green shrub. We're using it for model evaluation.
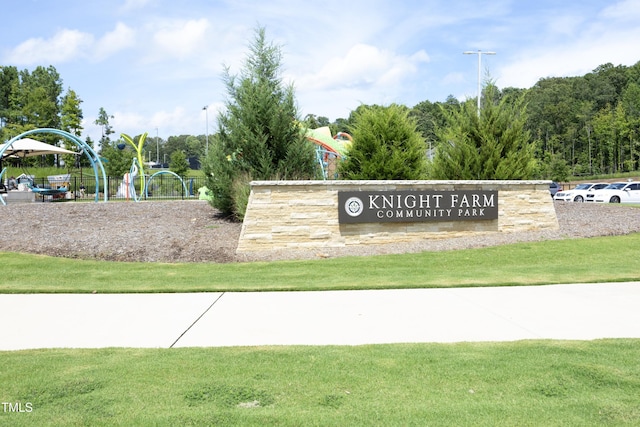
[231,172,252,221]
[338,104,428,180]
[429,83,537,179]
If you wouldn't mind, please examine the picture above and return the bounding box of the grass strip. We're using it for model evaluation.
[2,233,640,293]
[1,340,639,426]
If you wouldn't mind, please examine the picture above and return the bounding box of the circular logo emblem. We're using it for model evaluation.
[344,196,364,217]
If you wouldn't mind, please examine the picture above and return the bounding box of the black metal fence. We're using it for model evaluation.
[26,174,208,201]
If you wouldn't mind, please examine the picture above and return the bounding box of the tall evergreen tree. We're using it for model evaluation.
[203,26,317,219]
[20,66,63,130]
[60,88,83,167]
[0,66,61,147]
[95,107,114,149]
[0,66,19,139]
[430,83,536,179]
[16,66,63,165]
[60,88,83,136]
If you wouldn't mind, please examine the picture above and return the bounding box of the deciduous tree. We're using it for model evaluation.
[170,150,189,176]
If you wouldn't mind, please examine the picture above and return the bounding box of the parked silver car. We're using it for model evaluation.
[549,182,562,197]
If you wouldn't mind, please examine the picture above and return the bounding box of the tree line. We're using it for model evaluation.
[0,65,204,175]
[3,39,640,187]
[0,65,85,168]
[302,62,640,182]
[408,61,640,180]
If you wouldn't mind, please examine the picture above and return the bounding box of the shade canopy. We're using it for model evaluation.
[0,138,78,159]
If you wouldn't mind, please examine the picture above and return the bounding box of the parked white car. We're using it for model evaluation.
[554,183,609,202]
[593,182,640,203]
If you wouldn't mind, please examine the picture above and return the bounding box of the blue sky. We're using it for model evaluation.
[2,0,639,144]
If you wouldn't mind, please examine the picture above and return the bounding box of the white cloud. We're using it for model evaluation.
[151,19,210,60]
[94,23,136,61]
[496,2,640,91]
[111,111,146,136]
[545,15,585,37]
[149,107,191,131]
[497,26,640,90]
[601,0,640,20]
[202,102,225,121]
[119,0,152,13]
[6,29,93,65]
[294,44,429,92]
[4,23,136,65]
[378,50,430,86]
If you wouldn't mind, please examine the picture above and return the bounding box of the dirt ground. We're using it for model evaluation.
[0,199,638,263]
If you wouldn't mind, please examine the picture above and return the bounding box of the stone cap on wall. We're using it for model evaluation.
[248,180,553,192]
[250,180,553,186]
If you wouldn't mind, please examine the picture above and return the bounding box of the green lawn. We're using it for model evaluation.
[2,234,640,425]
[1,340,639,426]
[2,233,640,293]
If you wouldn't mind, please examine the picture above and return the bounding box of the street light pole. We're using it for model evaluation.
[202,106,209,155]
[463,50,496,116]
[155,127,159,164]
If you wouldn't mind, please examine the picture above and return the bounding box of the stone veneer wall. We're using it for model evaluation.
[236,180,559,253]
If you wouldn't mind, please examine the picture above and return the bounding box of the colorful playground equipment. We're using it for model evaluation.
[0,128,108,205]
[116,157,145,202]
[120,132,148,196]
[1,126,345,205]
[30,174,72,200]
[305,127,352,179]
[145,170,189,200]
[116,152,190,202]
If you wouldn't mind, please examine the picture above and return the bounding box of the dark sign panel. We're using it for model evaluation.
[338,190,499,223]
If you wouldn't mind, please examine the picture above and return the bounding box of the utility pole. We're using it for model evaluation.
[202,106,209,155]
[463,50,496,116]
[155,127,159,164]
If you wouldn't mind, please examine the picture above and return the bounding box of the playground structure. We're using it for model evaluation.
[1,126,340,204]
[116,133,190,202]
[119,133,147,197]
[305,127,352,179]
[0,138,75,202]
[145,170,189,199]
[0,128,107,205]
[115,157,189,201]
[1,128,191,205]
[116,158,144,201]
[30,174,73,201]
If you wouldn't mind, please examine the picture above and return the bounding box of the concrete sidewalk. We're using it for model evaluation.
[1,282,639,351]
